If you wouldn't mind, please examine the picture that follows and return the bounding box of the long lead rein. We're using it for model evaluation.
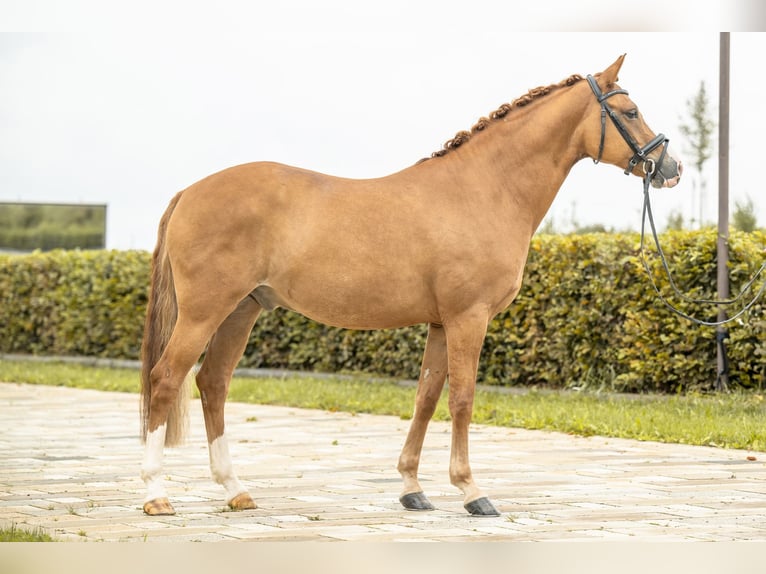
[639,170,766,327]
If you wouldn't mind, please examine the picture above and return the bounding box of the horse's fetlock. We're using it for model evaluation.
[449,469,472,489]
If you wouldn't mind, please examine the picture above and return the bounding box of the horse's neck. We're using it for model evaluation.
[430,87,587,233]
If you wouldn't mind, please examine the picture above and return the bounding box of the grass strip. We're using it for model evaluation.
[0,523,55,542]
[1,359,764,451]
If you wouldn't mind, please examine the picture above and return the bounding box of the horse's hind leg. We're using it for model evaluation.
[142,312,225,516]
[196,296,262,510]
[397,323,448,511]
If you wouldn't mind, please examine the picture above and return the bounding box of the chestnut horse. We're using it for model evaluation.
[139,55,682,517]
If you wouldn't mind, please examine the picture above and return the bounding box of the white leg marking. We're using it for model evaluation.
[141,424,168,503]
[209,434,248,503]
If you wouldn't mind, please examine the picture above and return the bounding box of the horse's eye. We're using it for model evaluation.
[625,109,639,120]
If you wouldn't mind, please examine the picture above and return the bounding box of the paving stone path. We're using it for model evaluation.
[2,382,766,541]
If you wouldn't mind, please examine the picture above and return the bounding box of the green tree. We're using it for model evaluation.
[732,195,758,232]
[678,81,716,228]
[665,209,684,231]
[573,223,609,234]
[536,216,557,235]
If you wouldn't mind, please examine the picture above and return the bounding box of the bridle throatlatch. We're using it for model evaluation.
[586,75,766,328]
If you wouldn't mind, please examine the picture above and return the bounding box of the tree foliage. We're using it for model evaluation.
[0,203,106,251]
[732,195,758,232]
[678,81,716,174]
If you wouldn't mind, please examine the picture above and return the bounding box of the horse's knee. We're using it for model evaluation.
[448,393,474,423]
[413,393,439,419]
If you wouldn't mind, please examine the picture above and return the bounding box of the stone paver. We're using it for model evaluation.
[1,382,766,541]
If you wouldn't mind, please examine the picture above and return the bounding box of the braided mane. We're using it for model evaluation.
[418,74,585,164]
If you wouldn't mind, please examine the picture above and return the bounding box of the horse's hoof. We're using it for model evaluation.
[399,491,435,511]
[464,497,500,516]
[228,492,257,511]
[143,497,176,516]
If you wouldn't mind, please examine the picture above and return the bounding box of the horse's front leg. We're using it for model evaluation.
[443,310,500,516]
[397,323,448,511]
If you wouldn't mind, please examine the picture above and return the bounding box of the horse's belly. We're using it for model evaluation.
[258,276,436,330]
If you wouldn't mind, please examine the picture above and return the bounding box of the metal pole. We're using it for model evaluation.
[716,32,730,391]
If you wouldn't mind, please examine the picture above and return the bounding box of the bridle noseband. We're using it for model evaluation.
[586,74,668,178]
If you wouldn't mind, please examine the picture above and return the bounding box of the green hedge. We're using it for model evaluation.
[1,230,764,392]
[0,227,105,251]
[0,250,149,358]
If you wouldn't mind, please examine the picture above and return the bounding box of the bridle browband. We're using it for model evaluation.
[586,74,668,177]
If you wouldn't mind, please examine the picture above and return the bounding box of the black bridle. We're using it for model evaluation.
[586,74,668,178]
[585,74,766,330]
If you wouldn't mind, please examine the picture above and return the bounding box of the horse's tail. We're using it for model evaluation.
[140,191,190,447]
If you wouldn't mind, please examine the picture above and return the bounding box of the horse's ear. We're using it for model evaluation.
[598,54,626,89]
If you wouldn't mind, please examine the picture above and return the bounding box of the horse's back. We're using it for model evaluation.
[163,162,438,326]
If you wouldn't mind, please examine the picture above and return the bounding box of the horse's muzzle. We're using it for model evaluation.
[652,158,683,189]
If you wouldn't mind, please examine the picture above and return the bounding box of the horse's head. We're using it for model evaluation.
[583,54,682,189]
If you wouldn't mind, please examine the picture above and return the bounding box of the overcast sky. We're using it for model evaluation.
[1,5,765,250]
